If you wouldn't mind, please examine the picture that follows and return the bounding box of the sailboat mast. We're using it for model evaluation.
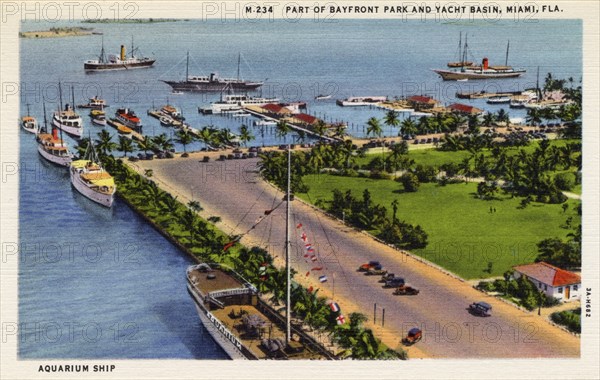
[458,32,462,62]
[237,53,241,81]
[505,40,510,66]
[462,34,468,64]
[43,102,48,135]
[285,145,291,346]
[536,66,541,102]
[131,35,134,58]
[58,82,64,112]
[186,51,189,81]
[71,85,75,110]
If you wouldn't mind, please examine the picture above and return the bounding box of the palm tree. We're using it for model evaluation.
[175,128,194,156]
[152,133,174,152]
[188,200,203,212]
[275,120,291,139]
[366,117,383,140]
[136,135,156,156]
[95,129,116,157]
[313,120,328,139]
[238,124,254,147]
[526,108,542,127]
[117,136,134,157]
[333,123,347,139]
[496,108,510,128]
[383,110,400,133]
[482,112,495,128]
[400,118,418,137]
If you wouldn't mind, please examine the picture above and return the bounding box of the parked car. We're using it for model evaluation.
[364,267,387,276]
[394,284,420,295]
[379,273,395,283]
[402,328,422,345]
[468,301,492,317]
[358,260,383,272]
[383,276,405,288]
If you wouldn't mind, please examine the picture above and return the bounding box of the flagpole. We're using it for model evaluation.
[285,144,291,346]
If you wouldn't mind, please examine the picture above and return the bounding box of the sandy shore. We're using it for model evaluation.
[127,155,580,359]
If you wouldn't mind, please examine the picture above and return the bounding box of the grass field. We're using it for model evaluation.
[298,174,581,279]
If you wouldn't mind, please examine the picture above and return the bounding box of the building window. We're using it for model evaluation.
[538,282,542,289]
[544,284,547,291]
[558,287,563,294]
[574,285,578,291]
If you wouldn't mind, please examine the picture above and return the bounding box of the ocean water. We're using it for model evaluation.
[18,19,581,358]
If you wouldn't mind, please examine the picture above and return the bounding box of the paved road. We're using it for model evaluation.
[135,156,579,358]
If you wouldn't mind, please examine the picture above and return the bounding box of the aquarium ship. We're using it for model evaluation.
[162,52,263,92]
[84,38,155,71]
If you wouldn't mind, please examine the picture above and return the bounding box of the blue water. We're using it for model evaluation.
[19,19,581,359]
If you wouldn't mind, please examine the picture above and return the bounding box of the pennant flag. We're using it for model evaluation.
[319,275,328,283]
[336,314,346,325]
[223,241,236,251]
[305,245,312,251]
[300,232,307,242]
[311,267,323,271]
[303,254,310,258]
[307,248,315,253]
[329,302,340,312]
[305,271,310,277]
[311,255,318,262]
[296,223,303,229]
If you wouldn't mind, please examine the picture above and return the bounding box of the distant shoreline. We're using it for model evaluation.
[83,18,187,24]
[19,27,98,39]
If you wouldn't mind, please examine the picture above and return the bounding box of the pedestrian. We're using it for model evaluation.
[489,206,493,213]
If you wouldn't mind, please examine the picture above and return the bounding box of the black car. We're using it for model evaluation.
[468,301,492,317]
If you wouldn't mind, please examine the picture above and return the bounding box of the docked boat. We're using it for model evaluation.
[69,142,116,207]
[161,104,183,120]
[186,148,334,360]
[115,108,142,130]
[254,119,277,126]
[487,96,511,104]
[52,83,83,138]
[336,96,387,107]
[37,104,73,167]
[91,114,107,126]
[200,93,279,115]
[117,125,133,136]
[447,32,474,68]
[162,52,263,92]
[84,37,155,71]
[159,116,175,127]
[21,103,38,134]
[77,96,109,109]
[314,94,332,100]
[433,41,526,81]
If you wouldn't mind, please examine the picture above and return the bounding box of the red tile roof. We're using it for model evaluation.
[514,262,580,287]
[293,113,318,125]
[448,103,483,114]
[408,95,436,104]
[262,103,285,113]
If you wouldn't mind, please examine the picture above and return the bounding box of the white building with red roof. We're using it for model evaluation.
[513,262,581,302]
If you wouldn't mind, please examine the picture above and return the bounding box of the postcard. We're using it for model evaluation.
[1,1,598,379]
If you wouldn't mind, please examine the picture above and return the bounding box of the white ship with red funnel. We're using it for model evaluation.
[115,108,142,130]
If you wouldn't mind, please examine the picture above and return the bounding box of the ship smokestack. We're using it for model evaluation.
[120,45,126,61]
[52,127,58,140]
[482,57,489,70]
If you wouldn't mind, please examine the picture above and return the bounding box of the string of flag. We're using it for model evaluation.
[222,201,285,251]
[296,222,344,324]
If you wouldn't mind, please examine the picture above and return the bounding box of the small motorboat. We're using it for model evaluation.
[315,94,332,100]
[92,114,106,126]
[159,116,174,127]
[487,96,511,104]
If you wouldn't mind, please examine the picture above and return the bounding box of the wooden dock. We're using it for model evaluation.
[106,118,144,141]
[456,90,522,99]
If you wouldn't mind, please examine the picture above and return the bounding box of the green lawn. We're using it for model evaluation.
[298,174,581,280]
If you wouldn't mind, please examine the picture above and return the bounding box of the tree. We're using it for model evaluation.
[136,135,156,155]
[117,136,134,157]
[313,120,328,139]
[526,108,543,127]
[275,120,291,139]
[400,118,418,137]
[366,117,383,139]
[152,133,174,152]
[536,238,581,269]
[238,124,254,147]
[496,108,510,127]
[384,110,400,131]
[188,200,203,212]
[399,172,420,192]
[95,129,116,156]
[175,128,194,156]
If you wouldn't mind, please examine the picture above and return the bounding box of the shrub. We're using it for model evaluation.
[551,309,581,333]
[553,172,575,191]
[414,164,439,183]
[477,281,496,292]
[399,172,420,192]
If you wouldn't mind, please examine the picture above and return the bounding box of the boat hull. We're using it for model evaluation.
[38,145,72,167]
[92,118,107,126]
[433,69,525,80]
[52,117,83,138]
[186,283,250,360]
[162,80,263,92]
[84,60,155,71]
[69,167,115,207]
